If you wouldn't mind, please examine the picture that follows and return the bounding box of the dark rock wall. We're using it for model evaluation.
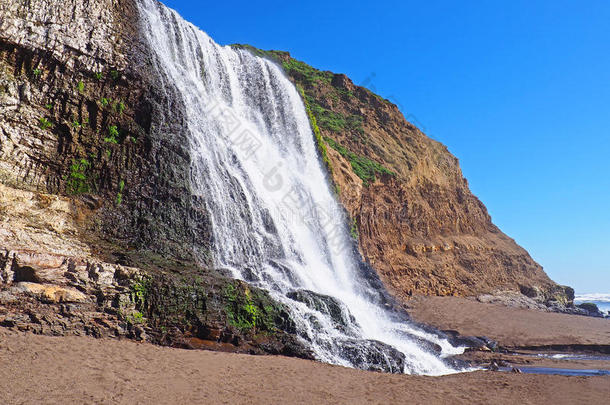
[0,0,211,265]
[0,0,312,357]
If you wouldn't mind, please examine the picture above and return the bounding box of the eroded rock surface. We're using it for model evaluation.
[239,47,573,304]
[0,0,210,264]
[0,0,307,357]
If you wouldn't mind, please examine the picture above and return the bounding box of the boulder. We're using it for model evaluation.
[14,282,87,303]
[576,303,604,317]
[337,338,406,374]
[287,289,358,331]
[11,252,68,284]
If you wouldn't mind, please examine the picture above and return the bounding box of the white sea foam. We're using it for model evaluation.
[575,293,610,303]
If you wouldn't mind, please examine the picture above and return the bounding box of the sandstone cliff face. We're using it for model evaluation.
[247,50,571,305]
[1,0,571,351]
[0,0,308,356]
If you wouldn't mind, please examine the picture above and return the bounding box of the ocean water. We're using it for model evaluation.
[574,293,610,315]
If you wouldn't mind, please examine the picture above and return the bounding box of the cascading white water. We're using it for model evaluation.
[137,0,463,375]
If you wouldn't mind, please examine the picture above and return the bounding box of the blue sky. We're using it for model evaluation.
[163,0,610,293]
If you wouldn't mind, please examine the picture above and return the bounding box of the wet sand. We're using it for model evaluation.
[1,329,609,404]
[407,296,610,347]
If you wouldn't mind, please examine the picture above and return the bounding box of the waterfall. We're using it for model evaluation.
[137,0,462,375]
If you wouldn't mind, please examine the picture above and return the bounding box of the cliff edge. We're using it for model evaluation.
[233,46,573,306]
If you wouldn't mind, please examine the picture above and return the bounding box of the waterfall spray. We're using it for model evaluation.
[138,0,463,375]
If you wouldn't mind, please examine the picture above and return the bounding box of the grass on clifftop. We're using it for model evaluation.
[231,43,394,185]
[230,44,289,61]
[231,44,333,87]
[281,58,333,86]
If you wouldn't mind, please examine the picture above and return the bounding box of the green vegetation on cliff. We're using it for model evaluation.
[130,275,152,309]
[224,284,263,332]
[350,217,359,240]
[303,93,346,132]
[232,43,395,186]
[38,117,52,130]
[302,94,365,135]
[126,271,294,343]
[116,179,125,205]
[296,84,332,174]
[222,281,286,334]
[105,125,119,144]
[324,137,395,185]
[281,58,333,86]
[65,158,92,194]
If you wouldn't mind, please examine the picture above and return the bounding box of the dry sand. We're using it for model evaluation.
[1,329,609,405]
[407,296,610,347]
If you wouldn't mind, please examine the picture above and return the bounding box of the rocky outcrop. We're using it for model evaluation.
[0,1,307,356]
[0,246,309,356]
[0,181,306,354]
[237,47,572,304]
[0,0,211,265]
[0,247,145,338]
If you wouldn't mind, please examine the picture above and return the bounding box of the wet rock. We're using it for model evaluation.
[287,289,357,330]
[477,336,499,352]
[576,303,605,317]
[392,329,442,354]
[255,335,315,360]
[337,338,406,374]
[442,329,498,352]
[486,358,509,371]
[139,275,307,357]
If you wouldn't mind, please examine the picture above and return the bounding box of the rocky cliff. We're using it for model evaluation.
[0,0,570,353]
[0,0,307,357]
[232,46,572,306]
[0,0,211,263]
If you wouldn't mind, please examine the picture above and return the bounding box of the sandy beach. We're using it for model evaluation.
[1,325,609,404]
[407,296,610,347]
